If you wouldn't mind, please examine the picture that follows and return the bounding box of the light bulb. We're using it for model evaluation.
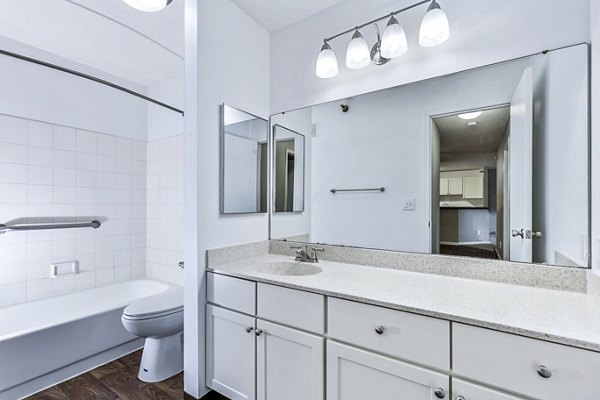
[419,1,450,47]
[122,0,172,12]
[381,15,408,59]
[316,42,339,79]
[346,29,371,70]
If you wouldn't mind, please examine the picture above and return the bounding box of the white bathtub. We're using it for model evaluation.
[0,279,175,399]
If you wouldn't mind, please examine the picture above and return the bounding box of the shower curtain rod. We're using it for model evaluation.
[0,48,184,116]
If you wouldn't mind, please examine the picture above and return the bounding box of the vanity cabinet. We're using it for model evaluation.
[452,379,525,400]
[206,304,256,400]
[327,341,449,400]
[256,320,323,400]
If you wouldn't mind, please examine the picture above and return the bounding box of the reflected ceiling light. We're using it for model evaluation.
[381,15,408,59]
[467,122,478,127]
[315,0,450,78]
[122,0,173,12]
[316,42,339,79]
[419,0,450,47]
[458,111,483,120]
[346,29,371,69]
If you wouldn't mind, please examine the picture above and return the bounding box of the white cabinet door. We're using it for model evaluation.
[453,379,525,400]
[448,177,463,195]
[462,176,484,199]
[206,305,256,400]
[327,341,449,400]
[440,178,449,195]
[256,320,324,400]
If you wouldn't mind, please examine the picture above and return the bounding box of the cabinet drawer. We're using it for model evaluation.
[453,323,600,399]
[258,283,324,334]
[207,272,256,315]
[453,379,524,400]
[328,298,450,370]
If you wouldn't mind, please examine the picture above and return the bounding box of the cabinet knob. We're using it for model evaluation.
[245,327,253,333]
[375,325,385,335]
[434,387,446,398]
[455,396,465,400]
[537,365,552,379]
[255,329,263,336]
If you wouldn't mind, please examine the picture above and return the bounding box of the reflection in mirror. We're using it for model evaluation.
[270,44,589,268]
[273,125,305,213]
[221,105,268,214]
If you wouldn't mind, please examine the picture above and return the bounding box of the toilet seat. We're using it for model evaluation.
[123,286,183,320]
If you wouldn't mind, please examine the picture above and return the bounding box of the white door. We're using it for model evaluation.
[206,305,256,400]
[327,341,449,400]
[509,67,534,262]
[256,320,324,400]
[453,379,525,400]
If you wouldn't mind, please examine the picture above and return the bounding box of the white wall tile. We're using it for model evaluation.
[1,143,28,164]
[76,130,97,154]
[0,283,26,307]
[27,166,53,185]
[53,126,77,151]
[0,117,27,145]
[0,263,27,285]
[28,146,53,167]
[97,134,116,156]
[26,279,51,301]
[28,121,53,148]
[0,163,27,184]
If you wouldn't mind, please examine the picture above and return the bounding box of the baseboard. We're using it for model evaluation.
[3,338,144,400]
[440,241,492,246]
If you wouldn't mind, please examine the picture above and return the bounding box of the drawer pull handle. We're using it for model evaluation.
[434,387,446,398]
[245,327,253,333]
[255,329,263,336]
[537,365,552,379]
[375,325,385,335]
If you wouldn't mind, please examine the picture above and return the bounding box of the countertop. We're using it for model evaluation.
[208,254,600,352]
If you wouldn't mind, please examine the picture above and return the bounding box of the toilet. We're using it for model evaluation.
[121,285,184,383]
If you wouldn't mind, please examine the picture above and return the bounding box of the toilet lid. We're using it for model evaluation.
[123,285,183,318]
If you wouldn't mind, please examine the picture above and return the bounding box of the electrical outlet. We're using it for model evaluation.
[403,199,416,211]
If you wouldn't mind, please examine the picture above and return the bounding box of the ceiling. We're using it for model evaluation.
[0,0,184,88]
[229,0,347,32]
[435,107,510,154]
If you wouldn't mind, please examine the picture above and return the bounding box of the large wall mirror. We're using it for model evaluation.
[270,44,590,268]
[221,105,268,214]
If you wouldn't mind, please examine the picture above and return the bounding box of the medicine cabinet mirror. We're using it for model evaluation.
[273,124,305,213]
[269,44,590,268]
[220,104,269,214]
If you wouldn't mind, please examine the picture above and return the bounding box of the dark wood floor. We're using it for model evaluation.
[25,350,229,400]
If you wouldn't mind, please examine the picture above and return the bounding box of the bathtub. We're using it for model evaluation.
[0,279,175,399]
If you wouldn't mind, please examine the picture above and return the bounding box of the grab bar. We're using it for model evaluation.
[330,187,385,194]
[0,220,101,234]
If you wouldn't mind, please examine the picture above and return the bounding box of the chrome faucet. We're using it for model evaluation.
[290,245,324,263]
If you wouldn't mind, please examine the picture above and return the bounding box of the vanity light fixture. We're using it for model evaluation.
[122,0,173,12]
[346,29,371,69]
[316,41,339,78]
[458,111,483,120]
[315,0,450,78]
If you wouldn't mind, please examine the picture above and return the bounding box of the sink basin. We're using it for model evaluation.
[256,261,322,276]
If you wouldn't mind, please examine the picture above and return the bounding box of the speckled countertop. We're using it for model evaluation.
[208,253,600,353]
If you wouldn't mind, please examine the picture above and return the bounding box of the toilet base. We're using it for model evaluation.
[138,332,183,383]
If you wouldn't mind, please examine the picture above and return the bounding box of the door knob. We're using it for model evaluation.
[434,387,446,398]
[512,229,524,238]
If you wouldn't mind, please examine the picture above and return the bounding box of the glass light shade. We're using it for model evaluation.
[316,43,339,79]
[381,16,408,59]
[346,30,371,70]
[419,2,450,47]
[122,0,172,12]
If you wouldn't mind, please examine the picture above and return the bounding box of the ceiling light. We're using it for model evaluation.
[316,42,339,79]
[346,29,371,70]
[381,15,408,59]
[419,0,450,47]
[458,111,483,120]
[122,0,173,12]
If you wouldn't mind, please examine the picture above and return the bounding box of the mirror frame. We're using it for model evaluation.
[267,44,592,269]
[220,103,269,215]
[272,124,306,214]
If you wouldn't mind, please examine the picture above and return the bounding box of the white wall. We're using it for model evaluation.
[271,0,589,113]
[0,41,148,140]
[147,72,184,141]
[184,0,270,396]
[591,0,600,273]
